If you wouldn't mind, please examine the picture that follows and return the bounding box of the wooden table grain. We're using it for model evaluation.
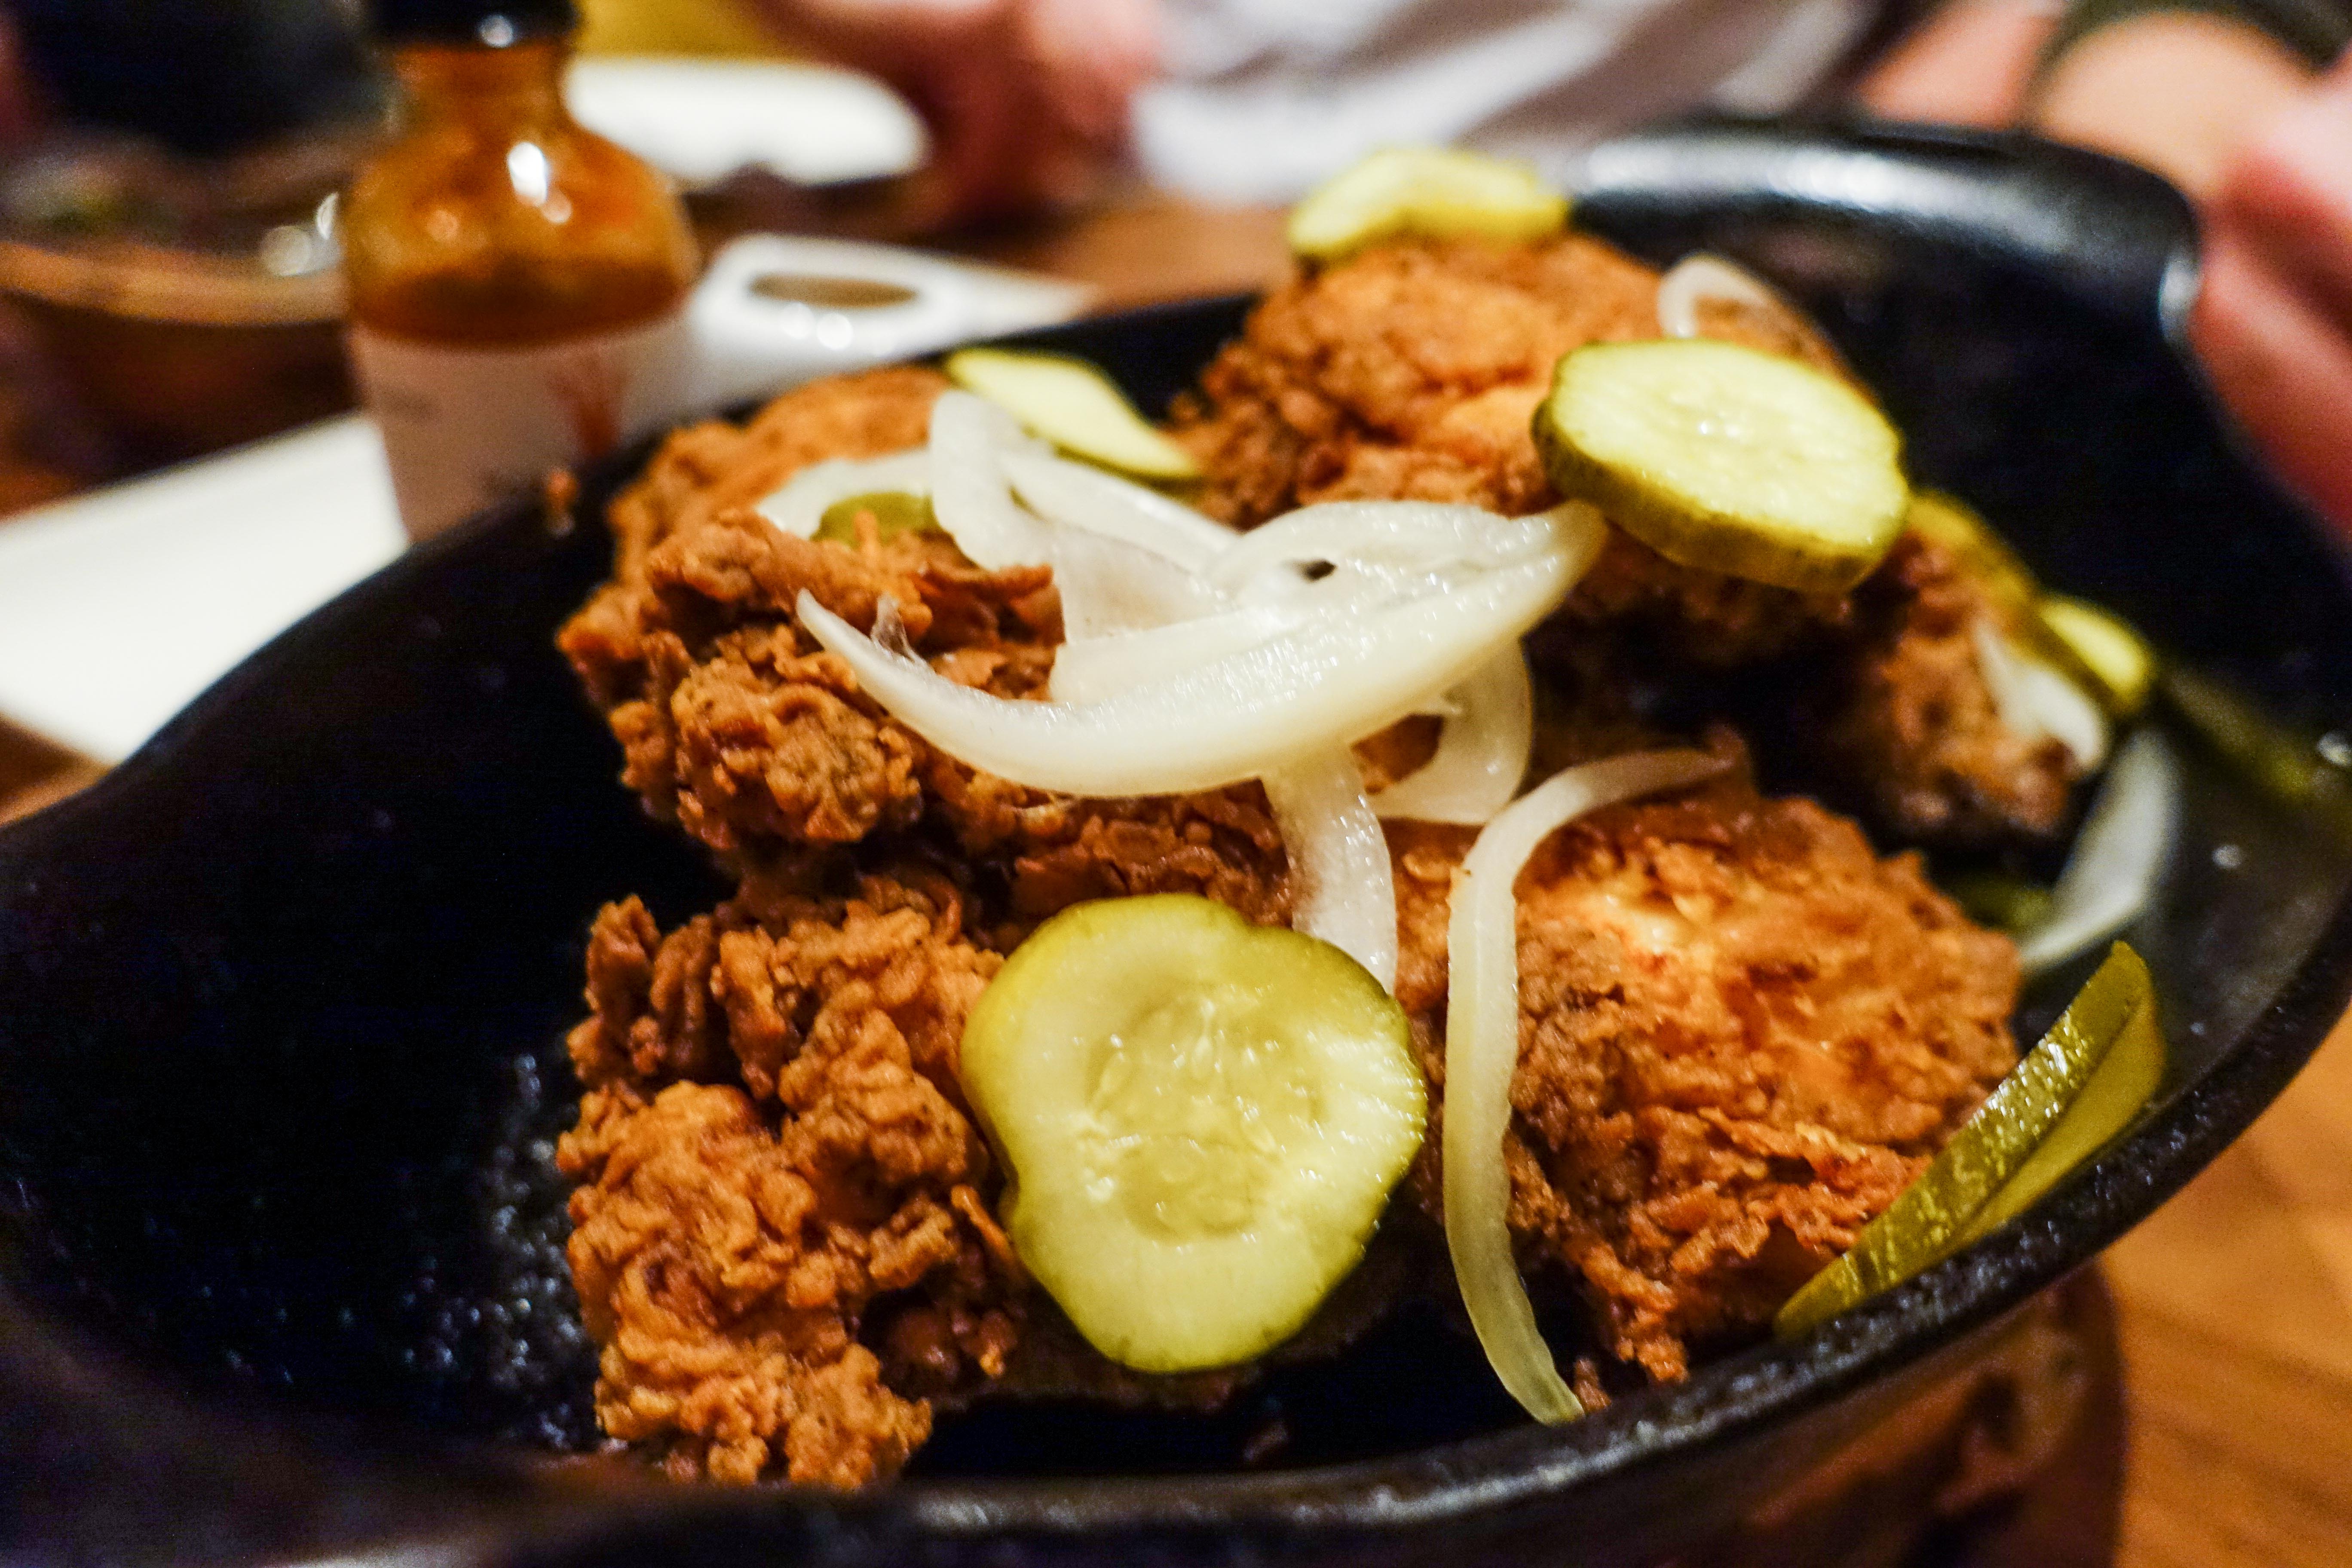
[2,190,2348,1567]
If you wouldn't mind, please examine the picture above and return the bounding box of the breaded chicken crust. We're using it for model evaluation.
[554,345,2021,1486]
[1173,236,2080,841]
[557,872,1015,1486]
[1391,765,2018,1380]
[1171,236,1849,665]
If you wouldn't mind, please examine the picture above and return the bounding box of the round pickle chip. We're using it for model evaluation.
[1774,943,2165,1338]
[1286,147,1569,264]
[944,347,1202,481]
[1534,338,1909,593]
[958,894,1427,1373]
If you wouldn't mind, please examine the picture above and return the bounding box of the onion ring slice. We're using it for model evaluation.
[755,450,931,539]
[1369,650,1533,824]
[1050,604,1304,704]
[928,390,1052,570]
[796,520,1591,798]
[1444,748,1730,1422]
[1974,620,2110,772]
[2016,730,2178,977]
[1654,254,1788,340]
[1003,449,1239,573]
[1265,748,1400,989]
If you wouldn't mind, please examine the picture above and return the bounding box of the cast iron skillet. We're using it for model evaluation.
[3,120,2350,1568]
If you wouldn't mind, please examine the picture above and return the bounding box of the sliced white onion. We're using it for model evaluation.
[1002,449,1240,573]
[1050,603,1304,704]
[1654,253,1788,340]
[2016,729,2178,977]
[927,390,1052,570]
[1973,620,2110,772]
[753,450,931,539]
[1368,650,1534,824]
[1049,524,1228,641]
[1263,748,1398,990]
[1444,748,1730,1423]
[795,528,1586,798]
[1210,500,1592,605]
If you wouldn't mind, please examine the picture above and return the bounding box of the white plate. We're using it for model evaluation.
[564,57,927,187]
[0,417,404,764]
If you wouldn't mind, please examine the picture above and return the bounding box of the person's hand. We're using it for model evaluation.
[2191,52,2352,533]
[769,0,1161,225]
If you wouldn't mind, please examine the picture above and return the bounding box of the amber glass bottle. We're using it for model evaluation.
[344,0,699,540]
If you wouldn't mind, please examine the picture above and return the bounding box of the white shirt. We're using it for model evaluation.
[1133,0,1876,202]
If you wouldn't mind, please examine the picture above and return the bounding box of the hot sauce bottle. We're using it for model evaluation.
[343,0,698,541]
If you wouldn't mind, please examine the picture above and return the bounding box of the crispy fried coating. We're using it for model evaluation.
[556,329,2028,1486]
[1392,765,2018,1380]
[1173,236,2084,837]
[1817,534,2079,845]
[557,873,1020,1488]
[604,364,949,582]
[1171,236,1849,665]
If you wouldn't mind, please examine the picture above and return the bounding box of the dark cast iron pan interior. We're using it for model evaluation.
[3,120,2350,1568]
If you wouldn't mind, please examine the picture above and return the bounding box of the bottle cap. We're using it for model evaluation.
[366,0,578,46]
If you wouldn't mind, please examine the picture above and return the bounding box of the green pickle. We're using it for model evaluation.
[1944,870,2057,935]
[1534,339,1909,593]
[1904,490,2039,616]
[1286,147,1569,264]
[957,894,1426,1373]
[944,347,1202,480]
[2039,594,2156,717]
[815,490,937,545]
[1775,943,2166,1338]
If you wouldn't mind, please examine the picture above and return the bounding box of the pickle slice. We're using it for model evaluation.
[1774,943,2165,1338]
[2039,595,2156,717]
[958,894,1426,1372]
[1286,147,1569,264]
[814,490,937,546]
[1904,490,2038,616]
[1534,339,1908,593]
[944,347,1202,481]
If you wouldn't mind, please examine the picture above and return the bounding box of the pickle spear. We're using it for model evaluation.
[958,894,1426,1372]
[1286,147,1569,263]
[815,490,937,545]
[1534,339,1909,593]
[1774,943,2165,1338]
[945,347,1202,481]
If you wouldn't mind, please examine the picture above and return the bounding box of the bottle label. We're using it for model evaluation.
[350,310,692,543]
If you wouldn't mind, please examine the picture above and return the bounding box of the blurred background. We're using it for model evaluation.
[0,0,2335,515]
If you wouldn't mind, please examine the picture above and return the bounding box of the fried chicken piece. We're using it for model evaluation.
[604,364,948,582]
[556,347,2030,1483]
[1816,533,2079,845]
[1171,235,1850,665]
[1173,236,2084,839]
[563,387,1298,914]
[562,492,1057,858]
[1392,763,2018,1381]
[557,872,1022,1488]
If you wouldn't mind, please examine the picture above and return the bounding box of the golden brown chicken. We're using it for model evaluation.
[1173,234,2079,842]
[550,328,2023,1482]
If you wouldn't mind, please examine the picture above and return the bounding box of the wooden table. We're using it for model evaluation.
[3,192,2349,1567]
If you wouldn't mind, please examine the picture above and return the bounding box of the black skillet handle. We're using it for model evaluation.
[1565,116,2201,341]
